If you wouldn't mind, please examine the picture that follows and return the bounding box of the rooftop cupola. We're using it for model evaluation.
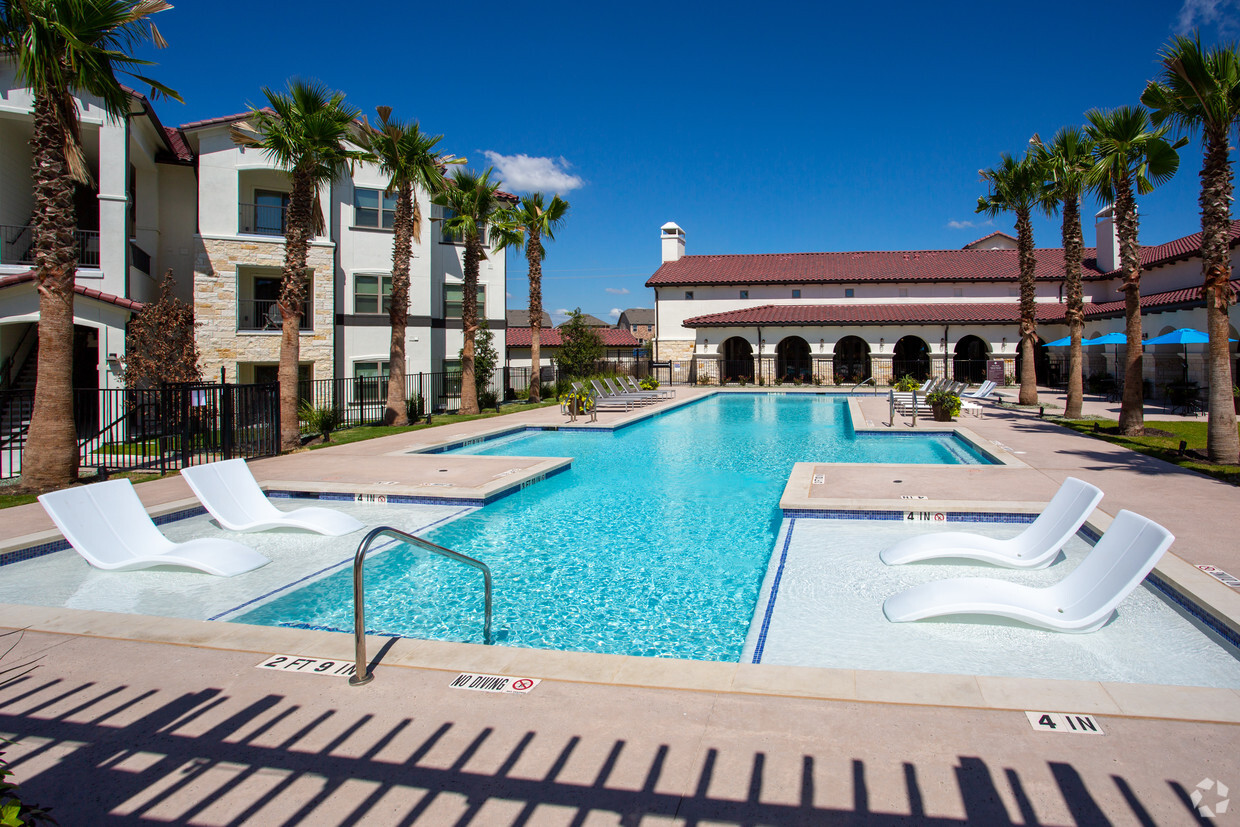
[1095,206,1119,274]
[661,222,685,263]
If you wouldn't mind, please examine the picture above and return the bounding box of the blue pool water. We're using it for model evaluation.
[238,395,993,660]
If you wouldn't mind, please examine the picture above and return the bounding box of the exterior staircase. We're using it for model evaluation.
[1,340,36,451]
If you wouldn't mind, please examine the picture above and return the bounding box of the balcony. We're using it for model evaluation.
[238,203,288,237]
[238,298,312,332]
[0,225,101,268]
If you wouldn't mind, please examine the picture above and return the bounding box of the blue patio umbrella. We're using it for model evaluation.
[1143,328,1236,383]
[1043,331,1129,347]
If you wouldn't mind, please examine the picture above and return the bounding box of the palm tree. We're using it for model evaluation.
[1142,34,1240,462]
[1085,106,1183,436]
[493,193,570,403]
[976,149,1049,406]
[231,81,363,451]
[355,107,461,425]
[432,168,508,415]
[1033,127,1094,420]
[0,0,179,492]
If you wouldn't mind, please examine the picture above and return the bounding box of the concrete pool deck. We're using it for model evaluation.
[2,386,1239,823]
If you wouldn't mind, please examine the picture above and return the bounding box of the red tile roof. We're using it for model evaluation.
[1084,279,1240,317]
[647,248,1103,288]
[0,271,144,311]
[1111,219,1240,275]
[506,327,640,347]
[163,127,193,162]
[684,302,1070,327]
[179,109,268,131]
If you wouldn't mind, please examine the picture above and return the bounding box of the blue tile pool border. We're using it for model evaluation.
[781,508,1038,524]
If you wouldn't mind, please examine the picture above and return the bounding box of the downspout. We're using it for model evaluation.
[756,326,763,384]
[943,324,950,381]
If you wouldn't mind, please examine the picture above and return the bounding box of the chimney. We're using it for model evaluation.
[661,222,685,263]
[1095,206,1119,273]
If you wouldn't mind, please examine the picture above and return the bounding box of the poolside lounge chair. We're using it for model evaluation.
[181,459,365,535]
[602,377,661,402]
[622,376,674,398]
[962,380,997,400]
[880,477,1103,568]
[38,479,269,576]
[591,378,654,406]
[883,509,1173,633]
[573,381,633,412]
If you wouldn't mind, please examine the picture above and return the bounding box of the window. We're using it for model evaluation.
[443,359,461,376]
[440,208,486,245]
[444,283,486,319]
[253,190,289,236]
[354,188,397,229]
[354,274,393,314]
[792,289,802,299]
[739,290,749,299]
[898,288,909,298]
[684,291,694,300]
[843,288,854,298]
[354,360,390,403]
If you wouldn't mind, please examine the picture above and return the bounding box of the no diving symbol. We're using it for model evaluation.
[512,679,534,691]
[933,513,946,522]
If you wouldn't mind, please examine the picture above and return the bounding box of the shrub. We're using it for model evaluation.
[479,389,499,409]
[298,402,341,441]
[639,376,660,391]
[893,375,919,392]
[540,382,556,400]
[406,393,424,421]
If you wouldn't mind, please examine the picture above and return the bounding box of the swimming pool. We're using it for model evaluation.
[237,395,995,659]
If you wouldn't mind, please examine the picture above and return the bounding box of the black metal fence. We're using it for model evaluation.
[298,371,469,427]
[1,382,280,480]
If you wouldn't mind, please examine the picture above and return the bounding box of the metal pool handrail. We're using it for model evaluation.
[349,526,493,687]
[851,376,876,394]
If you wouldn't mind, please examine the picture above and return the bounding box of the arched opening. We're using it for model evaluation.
[776,336,811,382]
[1015,339,1050,385]
[952,336,989,383]
[833,336,871,383]
[721,336,754,380]
[892,336,931,381]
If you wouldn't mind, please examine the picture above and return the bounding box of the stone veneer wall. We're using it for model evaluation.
[194,237,336,380]
[657,340,695,365]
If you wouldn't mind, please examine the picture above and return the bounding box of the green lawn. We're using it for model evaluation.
[0,470,170,510]
[306,399,561,448]
[1057,418,1240,485]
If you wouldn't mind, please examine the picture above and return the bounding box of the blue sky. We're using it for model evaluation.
[137,0,1237,324]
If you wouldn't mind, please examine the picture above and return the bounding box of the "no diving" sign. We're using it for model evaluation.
[450,673,540,694]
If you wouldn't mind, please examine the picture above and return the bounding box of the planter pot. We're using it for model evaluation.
[931,403,953,422]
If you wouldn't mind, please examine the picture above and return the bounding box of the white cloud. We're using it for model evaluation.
[608,308,622,318]
[554,308,574,317]
[1177,0,1240,33]
[483,151,585,193]
[605,287,630,295]
[947,219,994,230]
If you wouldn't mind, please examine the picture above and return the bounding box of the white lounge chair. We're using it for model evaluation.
[883,509,1173,633]
[38,480,269,576]
[181,459,365,535]
[962,380,997,400]
[880,477,1103,568]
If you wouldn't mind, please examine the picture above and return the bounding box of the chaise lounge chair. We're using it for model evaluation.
[38,479,269,576]
[622,376,674,398]
[882,509,1173,633]
[880,477,1102,568]
[181,459,365,535]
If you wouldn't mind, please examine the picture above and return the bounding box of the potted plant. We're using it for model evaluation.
[926,389,961,422]
[893,374,919,392]
[560,390,594,416]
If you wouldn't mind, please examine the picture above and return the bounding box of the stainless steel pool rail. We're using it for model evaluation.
[851,376,876,394]
[349,526,494,687]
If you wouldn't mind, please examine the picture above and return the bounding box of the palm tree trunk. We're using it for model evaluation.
[1200,128,1239,461]
[278,171,316,451]
[527,230,543,403]
[1062,197,1085,419]
[1114,180,1145,435]
[1015,208,1038,405]
[22,92,81,492]
[385,183,414,425]
[460,234,481,415]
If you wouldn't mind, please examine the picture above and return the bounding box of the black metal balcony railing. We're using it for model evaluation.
[237,298,312,331]
[238,203,288,237]
[0,224,101,268]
